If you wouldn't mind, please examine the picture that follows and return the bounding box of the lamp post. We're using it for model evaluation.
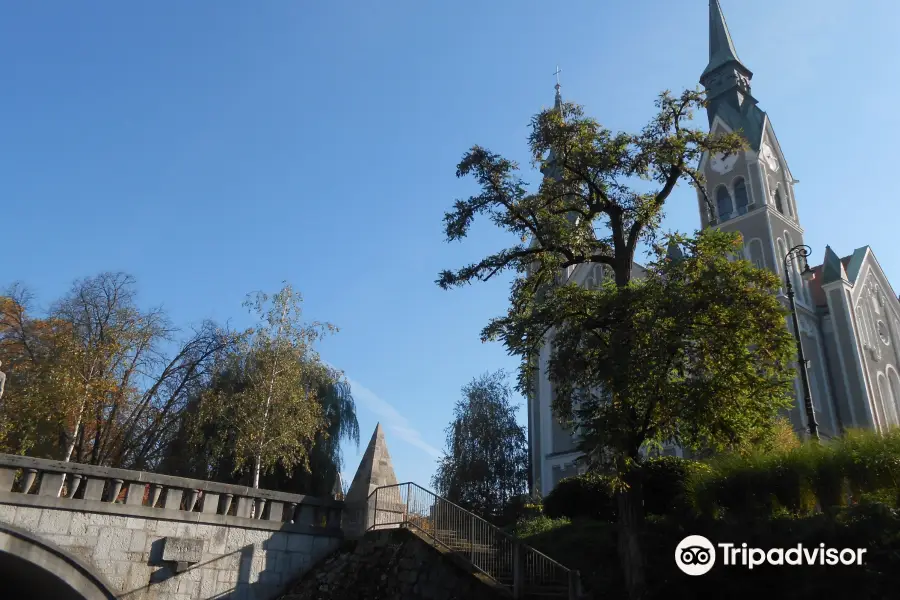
[783,245,819,441]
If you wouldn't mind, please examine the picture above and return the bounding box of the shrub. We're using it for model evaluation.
[543,473,616,521]
[641,456,710,517]
[512,514,570,537]
[689,429,900,520]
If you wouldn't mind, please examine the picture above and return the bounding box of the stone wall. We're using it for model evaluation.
[278,528,508,600]
[0,503,341,600]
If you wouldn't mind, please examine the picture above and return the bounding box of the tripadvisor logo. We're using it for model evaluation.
[675,535,867,575]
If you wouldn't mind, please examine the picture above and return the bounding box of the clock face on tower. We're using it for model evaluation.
[710,152,738,175]
[761,142,779,171]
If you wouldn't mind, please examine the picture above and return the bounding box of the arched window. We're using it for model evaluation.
[716,186,733,221]
[878,373,897,427]
[748,238,765,270]
[774,188,785,214]
[734,178,750,214]
[888,367,900,421]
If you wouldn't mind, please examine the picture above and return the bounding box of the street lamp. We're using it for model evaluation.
[783,245,819,441]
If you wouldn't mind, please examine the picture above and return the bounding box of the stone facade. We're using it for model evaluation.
[279,528,506,600]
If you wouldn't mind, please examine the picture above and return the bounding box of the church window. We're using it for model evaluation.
[748,239,765,270]
[857,305,871,348]
[734,178,750,215]
[716,185,733,221]
[774,188,785,214]
[878,373,897,427]
[888,368,900,420]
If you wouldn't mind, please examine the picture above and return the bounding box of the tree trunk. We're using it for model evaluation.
[62,400,87,462]
[252,454,262,490]
[617,475,646,600]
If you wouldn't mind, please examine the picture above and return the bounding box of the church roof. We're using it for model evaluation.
[702,0,747,80]
[809,247,867,310]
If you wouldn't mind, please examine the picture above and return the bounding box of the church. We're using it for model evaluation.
[527,0,900,497]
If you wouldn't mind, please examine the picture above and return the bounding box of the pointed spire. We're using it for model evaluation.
[331,472,344,500]
[345,423,399,504]
[666,240,685,262]
[702,0,745,79]
[553,65,563,111]
[822,245,848,284]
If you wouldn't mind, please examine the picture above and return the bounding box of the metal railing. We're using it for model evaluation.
[366,482,581,600]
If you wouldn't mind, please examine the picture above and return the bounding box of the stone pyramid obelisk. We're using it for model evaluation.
[346,423,399,503]
[343,423,402,537]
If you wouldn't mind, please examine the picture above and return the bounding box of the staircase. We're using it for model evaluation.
[366,483,583,599]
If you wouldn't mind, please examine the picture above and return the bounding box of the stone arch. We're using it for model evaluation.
[0,522,117,600]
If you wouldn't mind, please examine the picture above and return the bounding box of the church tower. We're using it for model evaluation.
[697,1,832,435]
[698,0,807,290]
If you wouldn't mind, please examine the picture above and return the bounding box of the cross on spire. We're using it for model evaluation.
[553,66,562,87]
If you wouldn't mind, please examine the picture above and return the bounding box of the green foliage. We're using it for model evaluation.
[514,507,900,600]
[543,472,616,521]
[641,456,711,517]
[543,457,709,522]
[511,514,570,538]
[431,371,529,520]
[193,283,339,488]
[689,429,900,520]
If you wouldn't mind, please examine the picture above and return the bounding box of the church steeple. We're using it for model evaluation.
[542,67,564,183]
[702,0,747,81]
[700,1,765,150]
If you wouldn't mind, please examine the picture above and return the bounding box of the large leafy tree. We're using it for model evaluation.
[166,372,359,496]
[432,370,529,520]
[0,276,236,469]
[193,283,337,488]
[437,90,793,599]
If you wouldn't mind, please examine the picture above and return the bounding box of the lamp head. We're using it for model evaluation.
[801,264,815,282]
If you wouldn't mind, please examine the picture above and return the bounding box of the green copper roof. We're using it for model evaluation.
[821,246,848,284]
[702,0,746,79]
[845,246,870,284]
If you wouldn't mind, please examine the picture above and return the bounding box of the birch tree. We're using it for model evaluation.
[196,283,336,488]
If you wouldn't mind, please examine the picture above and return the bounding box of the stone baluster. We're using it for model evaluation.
[253,497,265,519]
[184,490,199,512]
[219,493,234,516]
[149,484,163,508]
[20,469,38,494]
[286,502,298,524]
[66,474,84,499]
[107,479,124,503]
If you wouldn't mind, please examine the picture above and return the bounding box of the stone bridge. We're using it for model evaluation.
[0,453,344,600]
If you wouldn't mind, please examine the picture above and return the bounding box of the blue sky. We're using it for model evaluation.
[2,1,898,490]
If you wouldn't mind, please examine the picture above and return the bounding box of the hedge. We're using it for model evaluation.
[542,456,709,521]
